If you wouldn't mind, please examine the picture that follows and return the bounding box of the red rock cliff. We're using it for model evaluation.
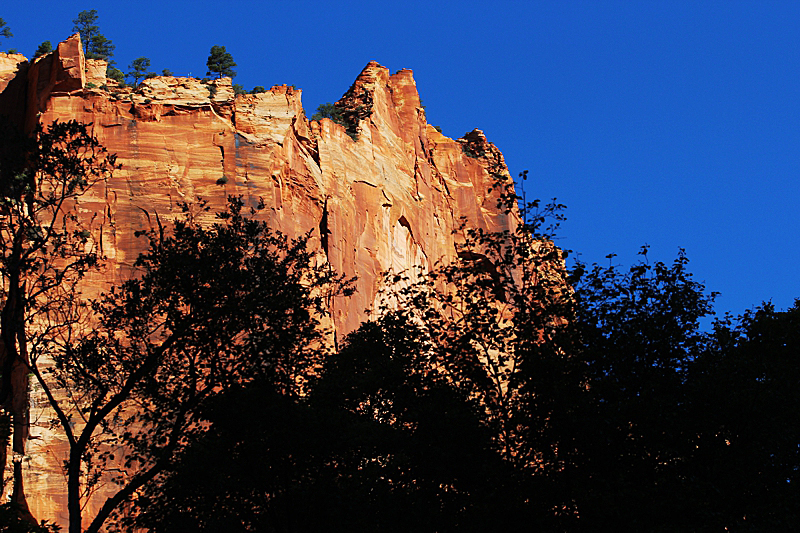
[0,35,519,525]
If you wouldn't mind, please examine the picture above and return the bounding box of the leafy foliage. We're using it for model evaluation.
[0,503,59,533]
[0,118,118,527]
[0,72,794,529]
[311,102,344,123]
[126,162,798,531]
[134,312,523,532]
[684,301,800,529]
[206,45,236,79]
[44,197,352,532]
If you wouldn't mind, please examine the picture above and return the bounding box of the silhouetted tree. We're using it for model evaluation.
[0,503,58,532]
[132,311,523,532]
[565,247,718,529]
[42,197,351,533]
[0,118,118,525]
[682,300,800,530]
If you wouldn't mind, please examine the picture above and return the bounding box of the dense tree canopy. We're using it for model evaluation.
[0,109,796,531]
[40,197,352,533]
[128,174,800,532]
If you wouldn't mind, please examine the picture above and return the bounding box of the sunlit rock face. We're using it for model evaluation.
[0,52,27,92]
[0,35,518,525]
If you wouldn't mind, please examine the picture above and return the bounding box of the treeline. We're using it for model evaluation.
[0,10,267,96]
[0,119,798,532]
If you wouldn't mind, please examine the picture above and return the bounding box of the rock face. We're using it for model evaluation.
[0,52,27,92]
[0,35,519,526]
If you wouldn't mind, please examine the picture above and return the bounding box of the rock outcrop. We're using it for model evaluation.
[0,35,519,526]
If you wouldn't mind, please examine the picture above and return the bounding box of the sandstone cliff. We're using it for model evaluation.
[0,35,519,526]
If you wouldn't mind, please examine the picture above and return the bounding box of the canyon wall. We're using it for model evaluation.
[0,35,519,526]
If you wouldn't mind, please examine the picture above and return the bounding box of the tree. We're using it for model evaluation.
[0,17,11,40]
[131,311,523,532]
[126,57,154,86]
[206,45,236,79]
[33,41,52,59]
[682,301,800,530]
[306,165,577,528]
[311,87,373,141]
[72,10,114,61]
[0,503,58,533]
[36,197,352,533]
[311,102,344,124]
[107,66,125,86]
[314,312,528,530]
[565,248,718,529]
[161,68,173,76]
[250,86,266,94]
[0,118,118,524]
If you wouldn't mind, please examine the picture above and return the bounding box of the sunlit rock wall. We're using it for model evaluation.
[0,34,519,526]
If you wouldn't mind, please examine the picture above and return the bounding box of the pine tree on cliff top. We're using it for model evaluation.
[206,45,237,79]
[72,9,115,61]
[0,18,12,40]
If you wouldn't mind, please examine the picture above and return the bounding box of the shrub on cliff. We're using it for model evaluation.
[33,41,52,58]
[311,102,346,125]
[107,66,125,86]
[312,95,372,141]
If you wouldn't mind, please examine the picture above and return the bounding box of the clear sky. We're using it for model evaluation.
[2,1,798,318]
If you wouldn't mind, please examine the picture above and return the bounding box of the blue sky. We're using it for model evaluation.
[2,1,798,317]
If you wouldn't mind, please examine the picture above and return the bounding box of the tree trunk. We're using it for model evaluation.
[68,446,83,533]
[11,459,36,525]
[0,272,33,521]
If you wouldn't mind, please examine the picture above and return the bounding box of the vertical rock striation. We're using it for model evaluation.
[0,35,520,526]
